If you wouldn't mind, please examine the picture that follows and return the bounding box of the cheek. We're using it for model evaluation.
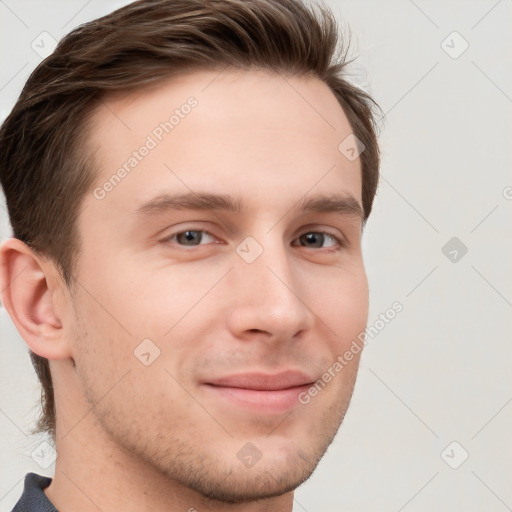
[68,284,143,386]
[102,258,222,340]
[316,266,369,342]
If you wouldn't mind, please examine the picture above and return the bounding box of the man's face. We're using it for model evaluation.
[65,68,368,502]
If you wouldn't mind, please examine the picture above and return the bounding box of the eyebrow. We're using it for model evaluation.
[134,192,364,221]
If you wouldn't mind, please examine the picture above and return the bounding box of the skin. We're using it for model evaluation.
[0,68,369,512]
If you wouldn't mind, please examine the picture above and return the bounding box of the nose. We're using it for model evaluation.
[225,240,315,344]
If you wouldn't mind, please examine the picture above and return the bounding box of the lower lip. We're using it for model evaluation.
[203,384,312,414]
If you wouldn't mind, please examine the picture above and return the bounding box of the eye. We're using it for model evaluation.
[162,228,343,250]
[294,231,341,249]
[165,230,216,246]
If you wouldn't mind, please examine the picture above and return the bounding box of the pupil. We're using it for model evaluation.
[179,230,201,245]
[303,233,323,247]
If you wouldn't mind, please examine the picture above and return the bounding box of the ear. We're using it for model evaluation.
[0,237,72,360]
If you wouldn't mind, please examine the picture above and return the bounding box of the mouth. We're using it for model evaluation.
[203,371,315,414]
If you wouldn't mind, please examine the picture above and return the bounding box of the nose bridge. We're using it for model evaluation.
[240,233,295,299]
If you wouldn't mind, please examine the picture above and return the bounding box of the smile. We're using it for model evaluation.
[203,371,315,414]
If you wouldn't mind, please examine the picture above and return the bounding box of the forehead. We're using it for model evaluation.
[83,68,362,221]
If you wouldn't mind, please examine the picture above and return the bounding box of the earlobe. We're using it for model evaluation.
[0,237,72,360]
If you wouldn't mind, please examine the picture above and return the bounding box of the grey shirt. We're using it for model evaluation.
[10,473,57,512]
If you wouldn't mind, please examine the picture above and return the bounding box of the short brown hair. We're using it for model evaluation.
[0,0,380,442]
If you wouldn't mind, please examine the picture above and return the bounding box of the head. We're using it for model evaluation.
[0,0,380,504]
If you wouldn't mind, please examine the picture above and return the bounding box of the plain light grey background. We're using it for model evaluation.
[1,1,511,511]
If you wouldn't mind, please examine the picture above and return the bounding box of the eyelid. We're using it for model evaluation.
[293,224,349,248]
[292,231,345,250]
[160,225,220,245]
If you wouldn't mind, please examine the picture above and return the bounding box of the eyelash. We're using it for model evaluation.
[161,229,346,251]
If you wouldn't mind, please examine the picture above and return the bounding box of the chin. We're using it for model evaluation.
[183,453,317,504]
[180,432,336,505]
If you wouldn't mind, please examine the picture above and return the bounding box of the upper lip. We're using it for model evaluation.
[205,371,315,391]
